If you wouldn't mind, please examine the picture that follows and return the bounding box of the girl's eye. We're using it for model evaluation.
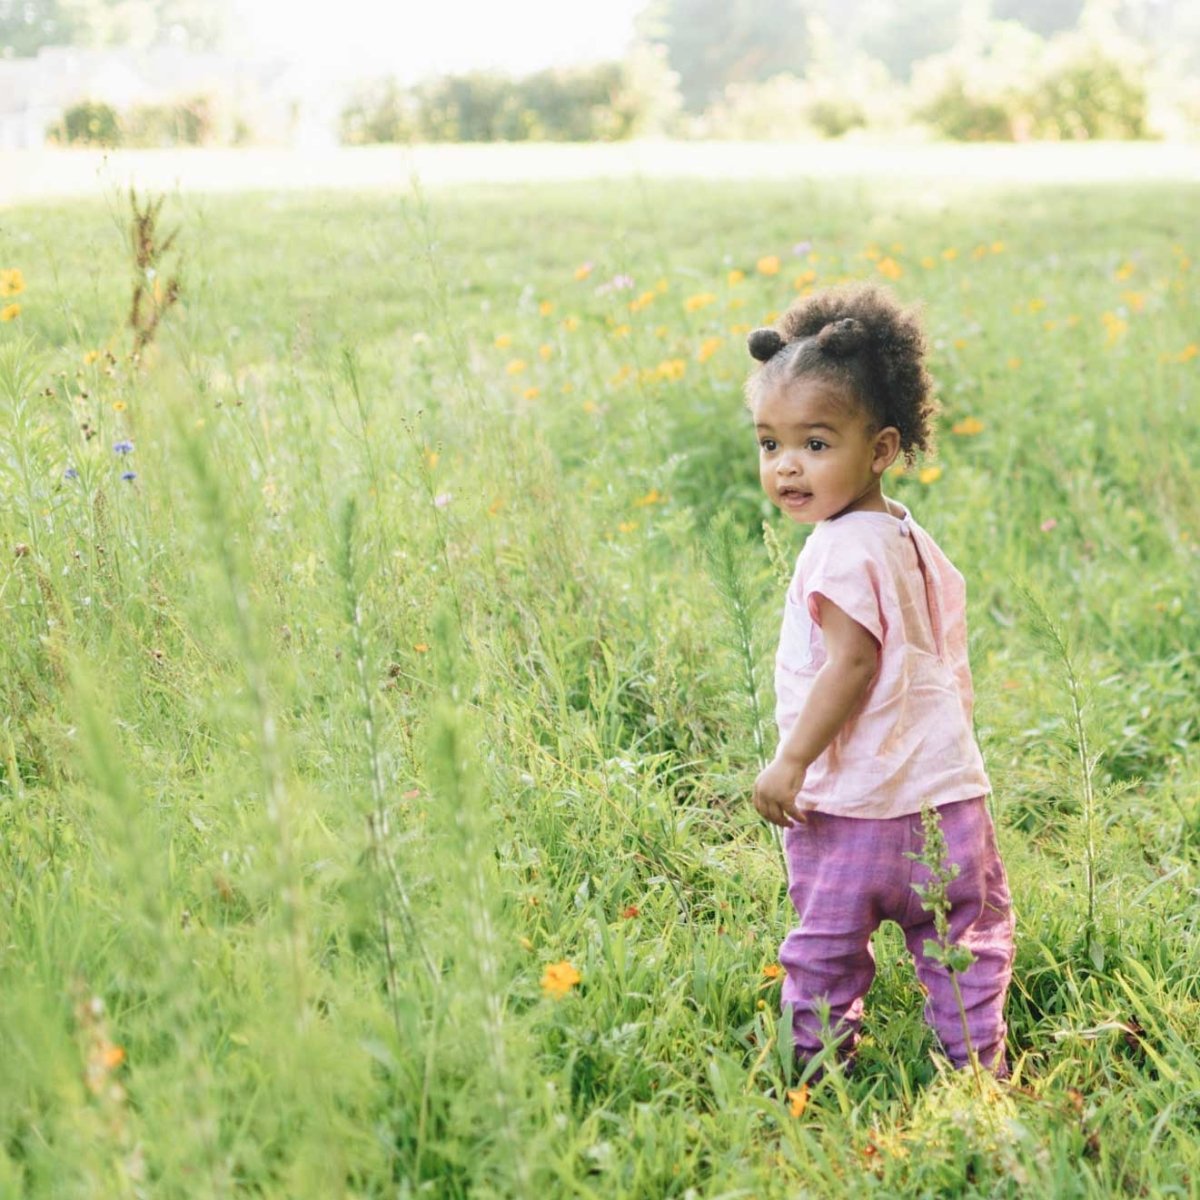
[760,439,777,452]
[806,439,827,452]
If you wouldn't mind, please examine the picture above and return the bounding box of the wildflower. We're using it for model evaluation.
[876,257,903,281]
[1006,356,1022,370]
[506,359,527,375]
[113,440,134,454]
[654,278,669,293]
[121,471,136,482]
[83,350,100,365]
[0,268,24,296]
[1114,260,1135,281]
[538,343,553,360]
[952,337,968,349]
[538,300,554,316]
[617,520,637,534]
[634,488,663,507]
[941,247,958,261]
[793,269,817,289]
[1043,320,1058,331]
[488,497,504,516]
[540,960,582,998]
[63,467,79,480]
[628,290,656,313]
[1176,344,1198,362]
[582,400,598,413]
[1028,298,1046,313]
[112,400,127,413]
[654,325,669,338]
[727,269,745,286]
[762,963,783,980]
[863,245,881,261]
[727,296,746,310]
[1040,518,1058,533]
[920,256,936,270]
[596,273,634,295]
[1101,312,1127,345]
[519,936,534,951]
[918,465,942,485]
[612,323,631,338]
[425,449,439,469]
[792,241,812,256]
[991,241,1005,254]
[684,292,717,313]
[494,333,512,348]
[1121,290,1145,313]
[523,386,540,400]
[951,416,984,436]
[697,336,723,363]
[787,1085,809,1118]
[574,262,593,280]
[433,493,452,508]
[729,322,750,335]
[621,905,639,918]
[971,244,988,260]
[0,303,20,322]
[562,315,580,332]
[757,255,781,275]
[413,643,429,653]
[655,358,686,382]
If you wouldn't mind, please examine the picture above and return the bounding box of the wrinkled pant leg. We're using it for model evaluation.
[902,798,1015,1076]
[779,813,884,1068]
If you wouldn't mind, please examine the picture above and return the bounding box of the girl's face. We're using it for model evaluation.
[753,375,900,524]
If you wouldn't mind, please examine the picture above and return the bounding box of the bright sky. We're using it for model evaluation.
[232,0,647,82]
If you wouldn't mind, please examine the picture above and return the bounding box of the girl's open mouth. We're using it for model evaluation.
[780,490,811,506]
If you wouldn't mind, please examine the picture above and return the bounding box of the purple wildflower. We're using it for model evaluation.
[792,241,813,256]
[113,440,134,455]
[121,471,136,482]
[64,467,79,480]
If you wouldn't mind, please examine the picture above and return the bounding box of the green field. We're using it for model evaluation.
[1,171,1199,1197]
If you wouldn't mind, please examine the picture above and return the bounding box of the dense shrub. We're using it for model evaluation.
[50,100,121,147]
[122,95,217,148]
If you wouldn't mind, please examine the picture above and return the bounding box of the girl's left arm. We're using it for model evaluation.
[752,595,879,828]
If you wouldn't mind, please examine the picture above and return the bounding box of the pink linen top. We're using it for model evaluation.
[774,502,991,819]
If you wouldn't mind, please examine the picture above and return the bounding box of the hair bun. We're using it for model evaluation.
[747,328,784,362]
[815,317,865,357]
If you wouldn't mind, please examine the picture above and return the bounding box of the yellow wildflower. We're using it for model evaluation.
[971,244,988,260]
[613,323,631,338]
[697,336,723,363]
[83,350,101,365]
[727,296,746,310]
[656,358,686,382]
[582,399,598,413]
[617,521,637,534]
[951,416,984,436]
[494,333,512,348]
[1043,319,1058,331]
[539,343,553,361]
[876,257,903,281]
[684,292,717,313]
[1114,261,1135,281]
[506,358,527,375]
[0,268,25,296]
[562,315,580,332]
[920,256,936,270]
[523,387,540,400]
[539,300,554,316]
[562,381,575,393]
[730,322,751,335]
[727,269,745,286]
[112,400,127,413]
[1178,344,1198,362]
[654,278,669,293]
[863,245,881,261]
[918,465,943,485]
[540,961,582,998]
[991,241,1005,254]
[413,643,430,653]
[425,449,439,469]
[519,936,533,951]
[1028,298,1046,313]
[757,255,781,275]
[941,247,958,261]
[574,262,593,280]
[1101,312,1127,345]
[762,963,783,980]
[1121,291,1145,313]
[793,268,817,289]
[634,488,663,507]
[0,303,21,322]
[655,325,669,338]
[629,290,656,313]
[952,337,968,349]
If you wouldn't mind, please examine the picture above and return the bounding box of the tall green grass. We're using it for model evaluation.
[1,170,1198,1196]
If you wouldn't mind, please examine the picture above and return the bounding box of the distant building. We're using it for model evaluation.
[0,45,348,148]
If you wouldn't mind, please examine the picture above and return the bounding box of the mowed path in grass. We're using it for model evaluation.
[1,169,1199,1196]
[2,138,1200,207]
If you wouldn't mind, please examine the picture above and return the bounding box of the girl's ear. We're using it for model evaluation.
[872,426,901,474]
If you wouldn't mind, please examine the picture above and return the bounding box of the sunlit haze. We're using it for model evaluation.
[230,0,646,82]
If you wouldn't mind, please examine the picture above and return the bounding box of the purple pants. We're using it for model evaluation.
[779,796,1014,1076]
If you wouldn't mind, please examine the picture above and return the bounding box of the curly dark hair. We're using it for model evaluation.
[743,282,938,465]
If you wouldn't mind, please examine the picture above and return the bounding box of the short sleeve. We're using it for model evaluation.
[800,526,884,646]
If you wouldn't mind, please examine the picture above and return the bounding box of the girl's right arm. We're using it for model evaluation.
[753,595,878,827]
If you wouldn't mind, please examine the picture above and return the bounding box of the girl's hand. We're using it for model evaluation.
[753,755,809,828]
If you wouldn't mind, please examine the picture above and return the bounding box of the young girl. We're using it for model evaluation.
[746,283,1014,1079]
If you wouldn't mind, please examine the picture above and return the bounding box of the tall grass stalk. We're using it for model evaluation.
[335,495,437,1014]
[424,606,533,1194]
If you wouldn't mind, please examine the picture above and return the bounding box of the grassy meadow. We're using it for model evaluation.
[1,169,1199,1197]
